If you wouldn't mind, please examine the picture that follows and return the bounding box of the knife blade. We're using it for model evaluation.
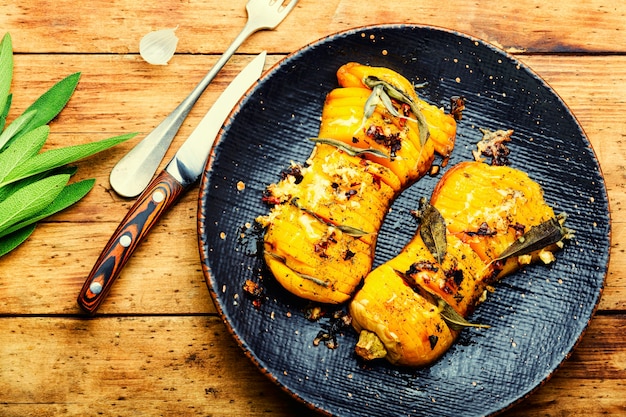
[77,52,266,314]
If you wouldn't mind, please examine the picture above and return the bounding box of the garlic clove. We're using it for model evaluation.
[139,27,179,65]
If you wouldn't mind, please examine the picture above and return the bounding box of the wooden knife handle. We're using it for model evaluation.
[77,170,187,315]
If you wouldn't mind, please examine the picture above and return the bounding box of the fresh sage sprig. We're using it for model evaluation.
[0,32,136,257]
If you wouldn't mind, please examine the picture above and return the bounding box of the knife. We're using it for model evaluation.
[77,52,266,314]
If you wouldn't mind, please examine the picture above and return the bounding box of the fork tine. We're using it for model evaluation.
[281,0,299,14]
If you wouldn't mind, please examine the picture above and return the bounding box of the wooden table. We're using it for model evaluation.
[1,1,624,416]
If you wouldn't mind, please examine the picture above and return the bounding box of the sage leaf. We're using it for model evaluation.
[394,269,489,331]
[0,173,69,234]
[0,224,36,257]
[494,214,569,262]
[363,75,430,147]
[0,178,95,238]
[416,197,447,264]
[437,297,490,331]
[0,94,11,132]
[291,197,369,237]
[13,72,81,139]
[377,86,402,118]
[363,85,381,120]
[309,137,389,159]
[0,132,136,187]
[0,109,38,150]
[0,33,13,120]
[0,165,77,202]
[0,124,49,182]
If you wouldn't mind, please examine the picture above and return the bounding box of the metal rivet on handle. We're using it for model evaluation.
[119,234,132,248]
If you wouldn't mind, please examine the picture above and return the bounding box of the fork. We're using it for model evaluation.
[110,0,299,198]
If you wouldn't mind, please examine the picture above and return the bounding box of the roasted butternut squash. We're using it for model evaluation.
[258,63,457,304]
[349,160,569,366]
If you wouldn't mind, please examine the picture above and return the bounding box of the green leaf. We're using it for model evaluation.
[0,33,13,121]
[13,72,81,139]
[0,132,136,187]
[0,178,95,238]
[0,93,11,132]
[0,109,38,150]
[0,124,49,182]
[0,224,36,257]
[0,173,69,234]
[0,165,77,202]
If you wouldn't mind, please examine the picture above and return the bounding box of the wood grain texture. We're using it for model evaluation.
[0,316,625,416]
[0,0,625,416]
[3,0,626,54]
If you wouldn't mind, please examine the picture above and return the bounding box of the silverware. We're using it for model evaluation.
[77,52,266,315]
[109,0,299,198]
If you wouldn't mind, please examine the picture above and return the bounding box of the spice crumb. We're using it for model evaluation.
[236,181,245,191]
[220,232,226,240]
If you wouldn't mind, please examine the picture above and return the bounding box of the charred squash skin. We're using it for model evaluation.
[350,161,564,366]
[259,63,457,304]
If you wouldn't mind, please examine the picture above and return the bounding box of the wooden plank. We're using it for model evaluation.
[2,0,626,54]
[0,316,315,417]
[0,222,214,315]
[0,315,624,416]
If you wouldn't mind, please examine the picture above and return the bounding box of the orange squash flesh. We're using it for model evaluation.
[258,63,457,304]
[349,161,564,366]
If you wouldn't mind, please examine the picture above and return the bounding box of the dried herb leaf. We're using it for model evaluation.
[416,197,447,264]
[437,297,490,331]
[494,214,569,262]
[264,250,330,288]
[298,272,331,288]
[364,84,402,119]
[394,268,488,330]
[291,197,370,237]
[363,76,430,147]
[309,137,388,159]
[363,85,381,120]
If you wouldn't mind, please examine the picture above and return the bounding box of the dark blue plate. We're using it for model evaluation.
[198,25,610,417]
